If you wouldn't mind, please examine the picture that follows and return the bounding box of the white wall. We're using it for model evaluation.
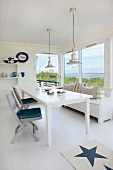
[104,39,111,88]
[110,37,113,88]
[102,38,113,88]
[61,23,113,54]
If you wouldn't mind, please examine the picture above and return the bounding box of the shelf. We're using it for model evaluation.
[0,63,18,66]
[0,62,25,108]
[0,77,23,80]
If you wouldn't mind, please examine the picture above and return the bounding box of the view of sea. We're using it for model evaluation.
[66,73,104,79]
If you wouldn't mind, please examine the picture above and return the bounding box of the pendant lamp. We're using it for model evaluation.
[45,29,55,68]
[67,8,82,65]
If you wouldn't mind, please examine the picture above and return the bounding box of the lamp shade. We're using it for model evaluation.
[67,52,82,65]
[45,56,55,68]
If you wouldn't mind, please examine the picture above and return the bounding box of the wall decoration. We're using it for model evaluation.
[3,57,18,64]
[16,52,29,63]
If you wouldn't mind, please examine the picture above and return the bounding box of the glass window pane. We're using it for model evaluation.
[82,43,104,87]
[36,54,59,87]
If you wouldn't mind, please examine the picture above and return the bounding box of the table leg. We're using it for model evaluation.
[85,98,90,133]
[45,105,52,146]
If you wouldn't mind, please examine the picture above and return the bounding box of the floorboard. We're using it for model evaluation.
[0,104,113,170]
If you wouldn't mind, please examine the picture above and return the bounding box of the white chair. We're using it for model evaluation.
[6,91,42,143]
[12,86,38,108]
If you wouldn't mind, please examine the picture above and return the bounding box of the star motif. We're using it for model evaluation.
[74,145,107,167]
[104,165,113,170]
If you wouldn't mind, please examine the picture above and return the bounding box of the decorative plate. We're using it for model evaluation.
[3,57,18,64]
[16,52,29,63]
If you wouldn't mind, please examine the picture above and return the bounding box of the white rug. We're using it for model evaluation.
[61,140,113,170]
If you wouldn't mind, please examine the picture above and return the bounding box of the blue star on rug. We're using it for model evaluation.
[104,165,113,170]
[74,145,107,167]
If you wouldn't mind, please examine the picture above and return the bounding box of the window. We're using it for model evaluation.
[64,51,79,84]
[82,43,104,87]
[36,54,59,86]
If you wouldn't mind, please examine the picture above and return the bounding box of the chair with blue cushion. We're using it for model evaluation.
[6,91,42,143]
[12,86,38,108]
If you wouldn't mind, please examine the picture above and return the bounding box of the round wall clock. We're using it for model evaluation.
[16,52,29,63]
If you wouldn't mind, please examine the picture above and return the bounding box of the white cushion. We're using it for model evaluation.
[63,83,76,92]
[80,85,98,99]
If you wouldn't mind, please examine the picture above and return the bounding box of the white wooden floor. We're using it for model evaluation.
[0,104,113,170]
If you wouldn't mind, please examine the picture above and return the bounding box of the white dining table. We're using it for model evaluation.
[20,88,92,146]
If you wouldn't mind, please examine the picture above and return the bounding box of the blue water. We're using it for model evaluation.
[66,73,104,79]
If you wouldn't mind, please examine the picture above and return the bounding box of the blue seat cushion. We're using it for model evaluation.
[17,108,42,119]
[21,98,37,104]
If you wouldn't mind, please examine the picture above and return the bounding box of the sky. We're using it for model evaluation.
[82,43,104,73]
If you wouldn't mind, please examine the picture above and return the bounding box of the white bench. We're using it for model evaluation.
[63,84,113,123]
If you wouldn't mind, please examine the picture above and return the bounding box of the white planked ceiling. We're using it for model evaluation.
[0,0,113,46]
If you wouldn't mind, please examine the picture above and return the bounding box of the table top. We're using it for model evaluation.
[21,88,93,106]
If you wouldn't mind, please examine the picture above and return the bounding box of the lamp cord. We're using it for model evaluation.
[73,12,75,48]
[49,30,50,60]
